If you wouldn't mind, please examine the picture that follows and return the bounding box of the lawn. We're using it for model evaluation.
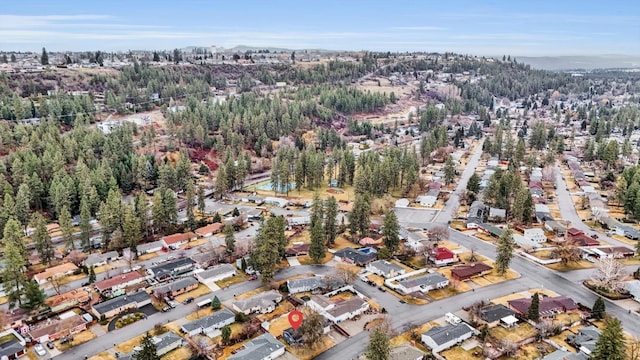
[621,257,640,265]
[518,342,555,360]
[489,323,537,342]
[481,266,520,283]
[89,353,117,360]
[547,260,594,271]
[287,336,335,360]
[550,330,576,350]
[298,252,333,265]
[256,302,294,323]
[162,346,193,360]
[56,329,96,351]
[115,333,144,353]
[554,312,582,327]
[185,306,215,321]
[174,284,211,303]
[491,289,557,306]
[390,322,435,347]
[268,314,293,337]
[331,235,358,251]
[441,346,483,360]
[137,253,158,261]
[612,234,637,246]
[216,272,247,288]
[428,286,465,300]
[0,296,8,305]
[471,277,492,287]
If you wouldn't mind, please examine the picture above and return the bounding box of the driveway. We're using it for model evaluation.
[107,304,157,331]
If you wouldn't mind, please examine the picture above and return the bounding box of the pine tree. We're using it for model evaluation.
[79,196,92,249]
[349,193,371,238]
[221,325,231,345]
[185,179,196,230]
[2,220,27,306]
[212,212,222,223]
[31,213,54,265]
[467,173,481,194]
[88,266,96,283]
[122,205,141,255]
[134,332,161,360]
[21,280,45,311]
[366,328,390,360]
[250,216,285,282]
[324,196,339,245]
[592,297,606,320]
[527,292,540,322]
[59,206,75,250]
[444,155,456,185]
[211,296,221,310]
[14,183,31,228]
[495,227,515,275]
[309,219,326,263]
[381,209,400,253]
[197,186,206,216]
[591,317,626,360]
[224,224,235,254]
[40,47,49,65]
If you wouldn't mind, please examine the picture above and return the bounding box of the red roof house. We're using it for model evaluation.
[94,272,145,293]
[161,232,197,248]
[428,247,458,266]
[508,296,578,318]
[450,262,493,281]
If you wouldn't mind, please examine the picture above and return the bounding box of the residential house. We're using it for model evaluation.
[196,264,236,285]
[287,277,325,294]
[334,247,378,266]
[541,349,588,360]
[161,232,197,249]
[565,228,599,247]
[307,294,370,323]
[416,195,437,207]
[395,198,410,208]
[480,304,517,328]
[535,204,553,222]
[488,208,506,222]
[466,201,485,228]
[285,243,310,256]
[137,241,163,255]
[46,289,91,313]
[94,272,146,294]
[228,333,285,360]
[421,322,478,353]
[566,326,601,356]
[512,233,542,250]
[545,220,567,234]
[427,247,458,266]
[92,291,151,318]
[147,258,196,280]
[450,262,493,281]
[286,216,311,227]
[523,228,547,243]
[585,246,635,259]
[508,296,577,319]
[195,223,224,238]
[602,216,640,239]
[0,340,25,360]
[625,280,640,303]
[396,273,449,294]
[232,290,282,315]
[387,343,427,360]
[152,331,183,356]
[264,197,289,208]
[153,277,199,298]
[180,309,235,337]
[30,313,87,343]
[34,263,79,285]
[84,251,120,268]
[366,260,406,278]
[282,327,304,346]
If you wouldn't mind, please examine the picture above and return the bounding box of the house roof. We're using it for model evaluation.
[334,247,377,265]
[233,290,282,312]
[46,289,91,308]
[148,258,195,278]
[94,272,144,292]
[326,297,367,318]
[480,304,516,323]
[287,277,324,291]
[34,262,78,281]
[197,264,236,280]
[368,260,405,275]
[399,273,448,289]
[161,232,196,245]
[595,246,634,255]
[228,333,284,360]
[154,277,198,294]
[625,280,640,299]
[85,251,119,266]
[92,291,150,315]
[310,295,333,309]
[153,331,182,350]
[195,223,223,236]
[285,243,310,256]
[508,296,577,316]
[542,349,588,360]
[451,262,493,279]
[423,322,475,346]
[181,309,235,332]
[137,241,163,252]
[430,247,455,261]
[0,340,24,358]
[567,326,600,352]
[389,343,427,360]
[30,314,85,339]
[488,208,506,218]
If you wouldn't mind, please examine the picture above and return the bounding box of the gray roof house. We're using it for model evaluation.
[180,309,235,337]
[196,264,237,285]
[91,291,151,318]
[397,273,449,294]
[153,277,199,297]
[84,251,120,267]
[232,290,282,314]
[480,304,516,325]
[466,201,485,227]
[542,350,588,360]
[147,258,195,280]
[567,325,601,356]
[137,241,164,255]
[366,260,406,278]
[228,333,285,360]
[422,322,478,353]
[287,277,325,294]
[153,331,183,356]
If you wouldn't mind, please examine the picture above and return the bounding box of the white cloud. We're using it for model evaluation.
[390,26,444,31]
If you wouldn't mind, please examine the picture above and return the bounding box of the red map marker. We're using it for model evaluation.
[288,310,303,330]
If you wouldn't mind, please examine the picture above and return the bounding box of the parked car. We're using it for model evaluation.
[167,300,178,308]
[46,342,54,350]
[247,274,258,281]
[162,307,171,312]
[34,344,46,356]
[183,297,194,305]
[378,286,386,292]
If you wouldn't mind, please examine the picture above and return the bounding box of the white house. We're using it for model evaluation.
[180,309,235,337]
[307,294,369,323]
[512,234,542,250]
[422,323,478,353]
[196,264,236,285]
[395,198,410,208]
[232,290,282,315]
[523,228,547,243]
[416,195,437,207]
[366,260,406,278]
[396,273,449,294]
[287,277,324,294]
[228,333,285,360]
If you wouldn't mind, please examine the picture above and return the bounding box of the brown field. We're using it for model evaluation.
[174,284,211,303]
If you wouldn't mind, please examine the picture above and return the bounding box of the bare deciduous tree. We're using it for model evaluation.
[333,264,360,285]
[592,257,626,292]
[429,225,449,245]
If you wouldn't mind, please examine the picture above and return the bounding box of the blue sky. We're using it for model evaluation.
[1,0,638,56]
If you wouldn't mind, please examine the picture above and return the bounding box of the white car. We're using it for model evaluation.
[34,344,46,356]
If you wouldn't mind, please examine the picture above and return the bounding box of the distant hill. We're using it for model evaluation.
[518,55,640,71]
[228,45,335,53]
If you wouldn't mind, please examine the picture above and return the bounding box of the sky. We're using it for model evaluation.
[1,0,639,56]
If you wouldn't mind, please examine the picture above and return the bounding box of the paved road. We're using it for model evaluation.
[554,164,631,248]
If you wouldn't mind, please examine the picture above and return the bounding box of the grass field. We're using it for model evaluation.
[547,260,594,271]
[56,329,96,351]
[161,346,193,360]
[287,336,335,360]
[174,284,211,303]
[441,346,483,360]
[216,272,247,288]
[489,322,537,342]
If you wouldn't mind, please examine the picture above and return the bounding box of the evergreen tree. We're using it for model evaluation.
[224,224,235,254]
[467,173,481,194]
[592,297,606,320]
[212,212,222,223]
[88,266,96,283]
[211,296,221,310]
[381,209,400,253]
[2,220,27,306]
[152,52,160,62]
[40,47,49,65]
[197,186,206,216]
[591,317,626,360]
[366,328,390,360]
[527,292,540,322]
[14,183,31,228]
[444,155,456,185]
[309,219,326,263]
[59,205,75,250]
[221,325,231,345]
[185,179,196,230]
[122,205,141,255]
[31,213,54,265]
[134,332,161,360]
[324,196,339,245]
[79,196,92,249]
[21,280,46,311]
[349,193,371,238]
[250,216,286,282]
[495,227,515,275]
